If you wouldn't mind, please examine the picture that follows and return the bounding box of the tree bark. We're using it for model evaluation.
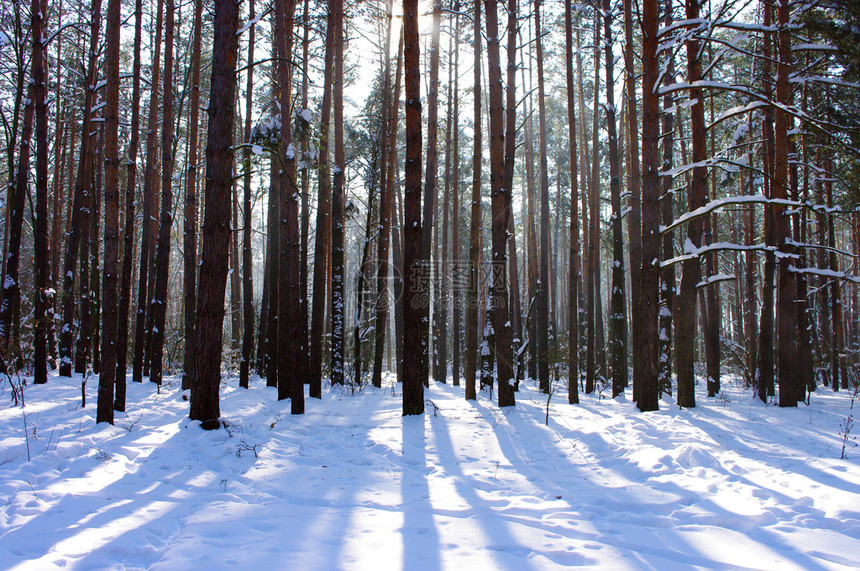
[190,0,240,429]
[149,0,176,386]
[402,0,424,415]
[465,0,482,401]
[239,0,257,389]
[486,0,514,407]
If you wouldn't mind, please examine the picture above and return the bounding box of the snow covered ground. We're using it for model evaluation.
[1,372,859,570]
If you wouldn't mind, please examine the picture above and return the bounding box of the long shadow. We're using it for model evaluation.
[427,399,595,569]
[458,384,840,570]
[401,415,441,570]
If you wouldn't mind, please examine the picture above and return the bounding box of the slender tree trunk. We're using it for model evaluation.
[756,0,776,402]
[308,1,337,398]
[0,87,32,371]
[133,0,163,383]
[774,0,799,407]
[373,21,402,388]
[485,0,514,406]
[149,0,176,386]
[503,0,523,388]
[635,0,660,412]
[658,0,675,395]
[535,0,551,395]
[97,0,121,421]
[450,10,461,387]
[330,0,346,388]
[31,0,49,383]
[264,160,279,386]
[417,0,442,388]
[239,0,257,389]
[464,0,482,401]
[273,0,304,413]
[58,0,103,378]
[564,0,580,403]
[676,1,709,409]
[190,0,240,429]
[604,0,628,398]
[182,0,203,390]
[585,10,600,395]
[299,0,311,383]
[114,0,143,409]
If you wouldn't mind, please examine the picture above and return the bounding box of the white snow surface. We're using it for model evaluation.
[1,374,859,570]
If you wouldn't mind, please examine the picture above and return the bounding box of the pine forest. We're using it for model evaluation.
[1,0,859,567]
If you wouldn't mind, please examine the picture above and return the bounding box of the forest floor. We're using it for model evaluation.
[1,370,859,570]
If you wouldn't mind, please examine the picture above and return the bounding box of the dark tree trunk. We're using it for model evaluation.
[182,0,203,390]
[464,0,482,401]
[149,0,176,386]
[31,0,50,384]
[604,0,628,398]
[402,0,424,415]
[190,0,240,429]
[58,0,102,378]
[97,0,122,422]
[330,0,345,388]
[756,0,776,402]
[504,0,523,389]
[634,0,660,412]
[486,0,514,407]
[308,1,337,398]
[419,0,442,388]
[239,0,256,389]
[449,10,461,388]
[564,0,580,404]
[535,0,551,395]
[132,0,163,383]
[114,0,144,409]
[774,0,800,407]
[658,0,676,396]
[372,21,402,389]
[273,0,304,413]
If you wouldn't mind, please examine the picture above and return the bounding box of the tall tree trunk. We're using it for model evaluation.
[635,0,660,412]
[330,0,346,388]
[264,160,279,386]
[503,0,523,388]
[149,0,176,386]
[190,0,240,429]
[0,87,32,372]
[419,0,442,388]
[31,0,49,383]
[182,0,203,390]
[273,0,304,413]
[625,0,643,389]
[132,0,163,383]
[464,0,482,401]
[97,0,122,421]
[486,0,514,407]
[114,0,144,409]
[585,10,600,395]
[58,0,103,377]
[535,0,551,395]
[604,0,628,398]
[298,0,311,386]
[450,10,461,388]
[756,0,776,402]
[774,0,799,406]
[564,0,580,403]
[676,0,709,409]
[402,0,424,415]
[239,0,257,389]
[658,0,676,395]
[308,1,337,398]
[372,20,402,389]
